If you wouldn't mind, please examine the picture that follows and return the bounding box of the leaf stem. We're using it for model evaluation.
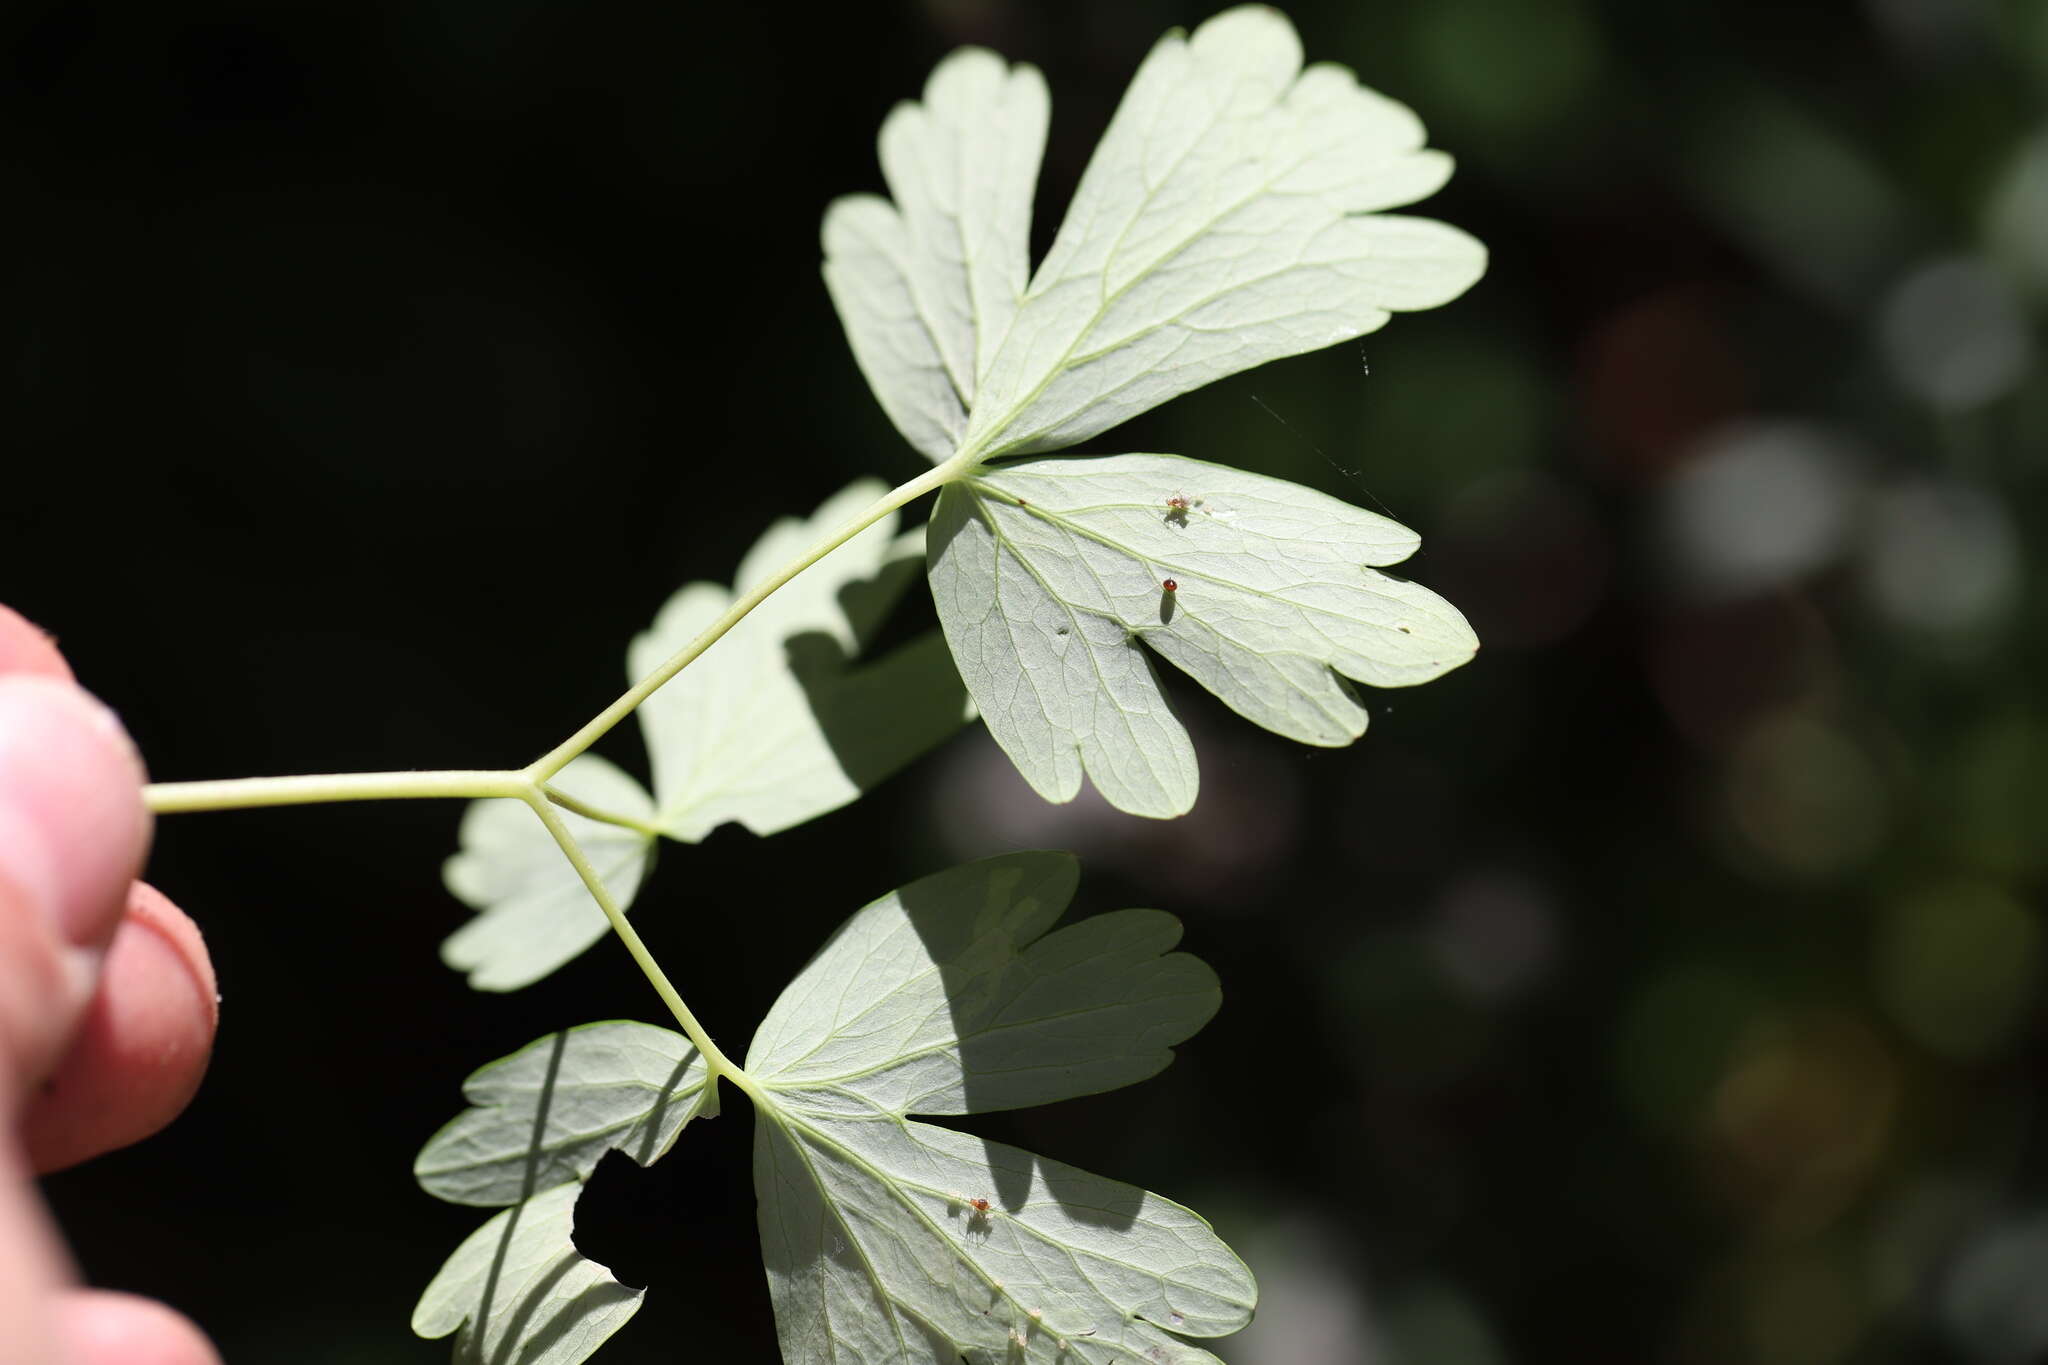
[146,459,971,819]
[525,454,972,783]
[519,792,767,1103]
[145,769,528,814]
[540,783,661,835]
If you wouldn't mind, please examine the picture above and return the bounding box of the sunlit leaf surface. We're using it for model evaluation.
[415,1021,710,1207]
[826,6,1484,816]
[930,453,1475,815]
[747,852,1253,1363]
[824,49,1048,463]
[441,755,657,992]
[412,1023,712,1363]
[960,7,1484,459]
[412,1182,642,1365]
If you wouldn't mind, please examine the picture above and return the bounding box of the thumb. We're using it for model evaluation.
[0,677,151,1107]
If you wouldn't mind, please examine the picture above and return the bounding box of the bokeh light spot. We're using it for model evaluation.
[1871,881,2040,1059]
[1878,257,2033,411]
[1659,422,1861,601]
[1725,711,1890,881]
[1858,477,2020,638]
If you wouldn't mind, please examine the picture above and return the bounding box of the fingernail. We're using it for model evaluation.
[0,677,152,956]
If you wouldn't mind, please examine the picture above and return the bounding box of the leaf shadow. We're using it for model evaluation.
[784,626,967,792]
[892,864,1144,1237]
[460,1035,565,1358]
[457,1031,668,1365]
[624,1051,699,1167]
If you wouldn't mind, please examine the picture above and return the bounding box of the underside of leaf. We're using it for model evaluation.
[928,453,1476,817]
[416,1021,710,1207]
[412,1182,643,1365]
[746,853,1253,1364]
[413,1022,713,1365]
[442,755,658,992]
[826,5,1485,470]
[756,1106,1252,1364]
[961,6,1485,459]
[826,6,1486,820]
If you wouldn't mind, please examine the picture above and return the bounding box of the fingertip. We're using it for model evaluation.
[0,677,151,956]
[53,1289,222,1365]
[0,605,76,682]
[24,883,219,1173]
[125,882,219,1035]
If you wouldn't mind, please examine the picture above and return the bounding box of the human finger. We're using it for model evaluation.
[0,678,152,1102]
[0,676,153,1363]
[52,1288,222,1365]
[0,605,76,682]
[22,882,218,1174]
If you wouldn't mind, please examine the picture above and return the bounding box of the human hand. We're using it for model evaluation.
[0,605,221,1365]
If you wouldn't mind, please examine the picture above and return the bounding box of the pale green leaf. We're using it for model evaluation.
[825,49,1048,462]
[415,1021,710,1208]
[747,852,1253,1363]
[829,8,1483,819]
[441,755,658,993]
[412,1181,641,1365]
[827,4,1482,467]
[632,482,971,842]
[929,452,1476,816]
[748,853,1215,1114]
[961,4,1484,458]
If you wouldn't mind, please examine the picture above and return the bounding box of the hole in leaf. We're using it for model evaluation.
[572,1149,676,1290]
[571,1112,746,1292]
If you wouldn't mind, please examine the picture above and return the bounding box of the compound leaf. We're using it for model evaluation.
[415,1021,710,1208]
[441,755,658,993]
[412,1181,641,1365]
[829,7,1484,819]
[929,452,1476,816]
[746,852,1253,1363]
[824,48,1048,462]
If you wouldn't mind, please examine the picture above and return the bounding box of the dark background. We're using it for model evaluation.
[7,0,2046,1361]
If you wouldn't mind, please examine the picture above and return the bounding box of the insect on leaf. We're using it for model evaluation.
[929,453,1475,816]
[826,6,1486,818]
[746,851,1254,1363]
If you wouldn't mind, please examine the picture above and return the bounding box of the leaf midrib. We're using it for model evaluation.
[759,1099,1226,1361]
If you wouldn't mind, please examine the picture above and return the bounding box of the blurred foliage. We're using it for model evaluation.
[4,0,2044,1362]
